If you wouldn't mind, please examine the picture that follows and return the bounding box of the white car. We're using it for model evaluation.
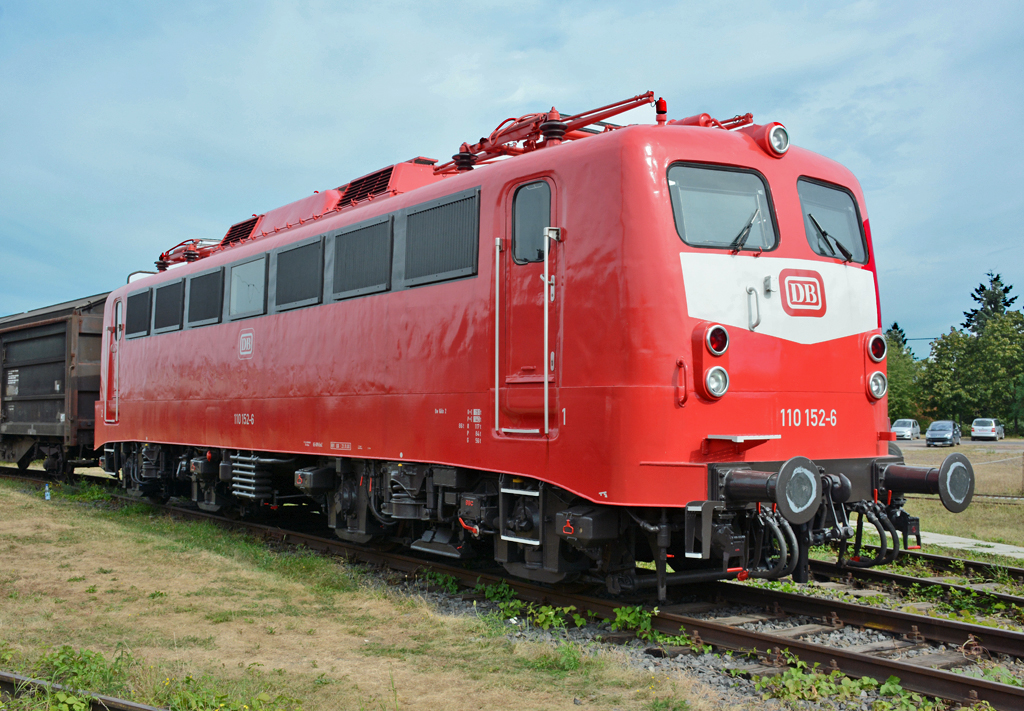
[890,419,920,440]
[971,418,1004,441]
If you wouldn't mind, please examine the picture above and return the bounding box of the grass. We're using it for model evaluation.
[904,498,1024,549]
[897,442,1024,548]
[902,442,1024,496]
[0,642,302,711]
[0,478,717,711]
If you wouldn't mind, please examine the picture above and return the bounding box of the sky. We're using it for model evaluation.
[1,1,1021,358]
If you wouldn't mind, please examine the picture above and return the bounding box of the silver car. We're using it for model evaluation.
[925,421,961,447]
[971,418,1005,441]
[891,419,920,440]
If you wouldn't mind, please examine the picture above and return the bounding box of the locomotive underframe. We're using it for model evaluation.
[102,441,955,599]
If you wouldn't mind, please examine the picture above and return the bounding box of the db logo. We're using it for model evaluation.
[780,269,827,318]
[238,328,255,359]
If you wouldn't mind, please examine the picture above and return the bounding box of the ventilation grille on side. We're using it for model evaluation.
[220,216,260,246]
[339,166,394,207]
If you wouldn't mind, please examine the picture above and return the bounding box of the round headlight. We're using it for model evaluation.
[868,371,888,399]
[768,124,789,155]
[706,366,729,398]
[706,325,729,356]
[868,334,887,362]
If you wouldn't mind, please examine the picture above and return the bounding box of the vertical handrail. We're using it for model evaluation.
[494,238,501,433]
[543,227,560,436]
[543,232,550,435]
[746,286,761,331]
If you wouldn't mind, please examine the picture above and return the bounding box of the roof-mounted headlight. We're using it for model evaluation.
[767,124,789,155]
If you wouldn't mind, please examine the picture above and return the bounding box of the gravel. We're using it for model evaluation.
[379,573,1024,710]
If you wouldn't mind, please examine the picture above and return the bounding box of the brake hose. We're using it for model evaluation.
[749,514,789,579]
[777,515,800,578]
[846,505,888,568]
[875,505,902,565]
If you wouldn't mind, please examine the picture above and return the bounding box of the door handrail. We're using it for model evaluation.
[543,227,561,435]
[494,238,502,433]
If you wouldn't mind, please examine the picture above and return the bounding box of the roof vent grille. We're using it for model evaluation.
[339,166,394,207]
[220,216,260,246]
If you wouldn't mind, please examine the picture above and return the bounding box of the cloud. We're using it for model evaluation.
[1,0,1021,351]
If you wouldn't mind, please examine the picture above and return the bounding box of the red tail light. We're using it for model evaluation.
[706,325,729,356]
[868,334,886,362]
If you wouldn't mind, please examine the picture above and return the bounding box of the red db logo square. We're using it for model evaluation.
[238,328,255,359]
[780,269,826,318]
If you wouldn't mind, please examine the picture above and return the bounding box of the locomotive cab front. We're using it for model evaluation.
[595,114,976,594]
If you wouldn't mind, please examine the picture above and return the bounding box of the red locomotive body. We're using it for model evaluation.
[95,94,975,597]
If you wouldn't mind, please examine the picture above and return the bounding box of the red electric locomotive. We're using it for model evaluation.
[94,92,975,599]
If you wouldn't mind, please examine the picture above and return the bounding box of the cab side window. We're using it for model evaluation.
[513,181,551,263]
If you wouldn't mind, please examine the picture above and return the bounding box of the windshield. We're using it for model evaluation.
[973,419,993,426]
[797,179,867,263]
[929,422,953,431]
[668,164,777,251]
[893,420,913,427]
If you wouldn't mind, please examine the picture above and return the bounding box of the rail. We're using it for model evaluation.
[4,469,1024,709]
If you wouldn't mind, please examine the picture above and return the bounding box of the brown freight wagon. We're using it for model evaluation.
[0,293,108,475]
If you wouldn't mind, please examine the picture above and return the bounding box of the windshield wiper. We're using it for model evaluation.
[808,213,853,262]
[730,208,760,252]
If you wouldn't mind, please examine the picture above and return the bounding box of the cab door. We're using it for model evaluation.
[103,299,121,424]
[498,179,561,436]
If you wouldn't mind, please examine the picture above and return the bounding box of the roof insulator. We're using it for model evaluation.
[453,143,476,172]
[540,108,567,145]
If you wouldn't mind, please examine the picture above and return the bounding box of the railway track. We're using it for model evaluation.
[808,559,1024,613]
[152,502,1024,709]
[0,670,164,711]
[4,470,1024,709]
[861,543,1024,581]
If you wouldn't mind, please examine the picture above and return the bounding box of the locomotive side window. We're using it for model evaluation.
[512,181,551,263]
[274,239,323,311]
[152,280,184,333]
[403,193,479,287]
[332,218,392,300]
[796,178,867,264]
[124,289,151,339]
[186,269,223,327]
[228,255,267,320]
[668,164,777,251]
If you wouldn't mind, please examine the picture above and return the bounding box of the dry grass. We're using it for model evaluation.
[901,443,1024,496]
[901,497,1024,549]
[0,480,739,711]
[894,441,1024,548]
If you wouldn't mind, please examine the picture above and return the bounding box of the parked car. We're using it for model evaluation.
[925,421,961,447]
[971,418,1005,441]
[890,419,920,440]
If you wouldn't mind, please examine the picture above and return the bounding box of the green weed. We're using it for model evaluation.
[420,571,459,594]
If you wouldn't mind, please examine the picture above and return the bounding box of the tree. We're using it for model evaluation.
[1010,373,1024,436]
[919,327,976,425]
[886,322,908,350]
[885,322,920,421]
[972,310,1024,428]
[962,271,1018,334]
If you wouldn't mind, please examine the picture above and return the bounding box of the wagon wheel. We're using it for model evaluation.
[47,450,76,484]
[16,444,36,471]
